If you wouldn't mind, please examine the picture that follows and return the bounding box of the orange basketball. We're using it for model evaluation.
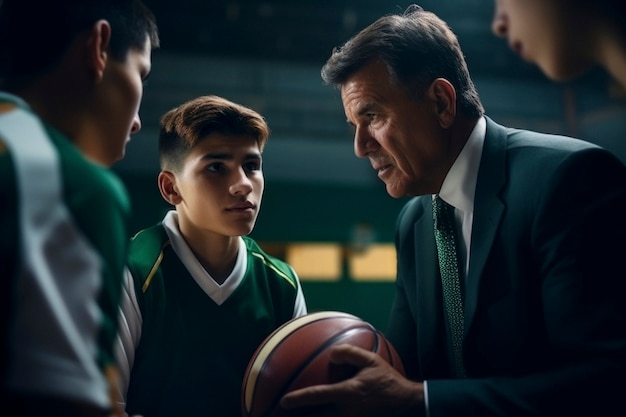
[241,311,405,417]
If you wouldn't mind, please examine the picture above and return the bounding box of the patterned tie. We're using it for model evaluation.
[433,195,467,377]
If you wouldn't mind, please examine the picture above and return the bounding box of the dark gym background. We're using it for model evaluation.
[114,0,626,330]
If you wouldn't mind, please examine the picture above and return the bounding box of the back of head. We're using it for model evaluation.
[321,4,483,118]
[0,0,159,88]
[159,95,270,172]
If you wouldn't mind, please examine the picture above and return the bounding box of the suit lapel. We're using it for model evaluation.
[464,117,507,335]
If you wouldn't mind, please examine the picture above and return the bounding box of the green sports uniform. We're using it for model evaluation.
[117,210,307,417]
[0,93,130,409]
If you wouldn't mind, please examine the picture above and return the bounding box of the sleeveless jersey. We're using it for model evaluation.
[124,223,303,417]
[0,93,131,409]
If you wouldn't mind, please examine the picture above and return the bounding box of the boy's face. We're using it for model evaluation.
[491,0,593,82]
[93,36,152,166]
[170,133,264,239]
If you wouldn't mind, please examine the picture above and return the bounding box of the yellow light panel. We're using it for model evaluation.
[348,244,396,281]
[286,243,342,281]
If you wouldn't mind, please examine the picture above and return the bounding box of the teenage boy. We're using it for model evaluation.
[116,95,308,417]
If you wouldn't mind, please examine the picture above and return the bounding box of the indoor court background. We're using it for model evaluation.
[114,0,626,331]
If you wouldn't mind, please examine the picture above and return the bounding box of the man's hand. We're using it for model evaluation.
[280,343,425,417]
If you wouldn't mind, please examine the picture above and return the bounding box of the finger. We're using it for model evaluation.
[329,343,383,368]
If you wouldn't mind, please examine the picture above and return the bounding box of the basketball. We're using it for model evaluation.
[241,311,405,417]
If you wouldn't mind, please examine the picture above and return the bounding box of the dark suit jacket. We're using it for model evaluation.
[386,117,626,417]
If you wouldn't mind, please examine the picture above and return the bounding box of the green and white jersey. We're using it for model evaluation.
[0,92,131,409]
[116,210,307,417]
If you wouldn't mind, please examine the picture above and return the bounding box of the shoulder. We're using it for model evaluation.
[57,140,131,253]
[484,116,623,177]
[0,99,128,210]
[127,224,170,282]
[55,129,130,211]
[0,102,130,247]
[486,116,604,156]
[243,236,299,289]
[129,223,170,260]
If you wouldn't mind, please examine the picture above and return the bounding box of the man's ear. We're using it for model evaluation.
[427,78,456,128]
[86,20,112,82]
[158,171,182,206]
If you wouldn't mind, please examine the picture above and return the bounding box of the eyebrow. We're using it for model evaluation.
[355,102,377,117]
[347,102,378,126]
[201,152,262,160]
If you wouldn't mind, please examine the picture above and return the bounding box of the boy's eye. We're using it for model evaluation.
[207,162,225,172]
[244,161,261,172]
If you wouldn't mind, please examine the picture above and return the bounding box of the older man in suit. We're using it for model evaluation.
[280,5,626,417]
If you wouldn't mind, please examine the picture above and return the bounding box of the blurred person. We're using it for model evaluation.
[0,1,159,416]
[279,5,626,417]
[492,0,626,88]
[115,95,308,417]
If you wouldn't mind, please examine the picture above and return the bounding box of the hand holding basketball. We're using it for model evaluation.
[281,342,422,417]
[241,311,408,417]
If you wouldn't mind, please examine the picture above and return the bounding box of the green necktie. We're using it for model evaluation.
[433,195,467,378]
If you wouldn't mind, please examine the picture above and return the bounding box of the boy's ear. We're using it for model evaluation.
[86,20,112,82]
[158,171,182,205]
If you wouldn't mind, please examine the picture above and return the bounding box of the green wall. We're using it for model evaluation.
[119,174,409,331]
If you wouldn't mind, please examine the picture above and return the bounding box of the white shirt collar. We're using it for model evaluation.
[438,116,486,212]
[161,210,247,305]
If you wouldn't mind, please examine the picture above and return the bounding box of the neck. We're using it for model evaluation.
[180,221,241,285]
[602,42,626,91]
[448,115,479,163]
[592,16,626,90]
[430,115,480,195]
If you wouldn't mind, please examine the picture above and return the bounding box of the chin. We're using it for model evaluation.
[234,224,256,236]
[541,59,593,83]
[384,184,406,199]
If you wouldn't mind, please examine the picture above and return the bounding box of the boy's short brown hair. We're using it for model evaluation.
[159,95,270,172]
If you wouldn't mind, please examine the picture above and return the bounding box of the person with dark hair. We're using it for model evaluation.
[115,95,307,417]
[492,0,626,88]
[280,5,626,417]
[0,1,159,416]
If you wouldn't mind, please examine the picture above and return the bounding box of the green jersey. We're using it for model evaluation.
[0,93,130,409]
[117,211,307,417]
